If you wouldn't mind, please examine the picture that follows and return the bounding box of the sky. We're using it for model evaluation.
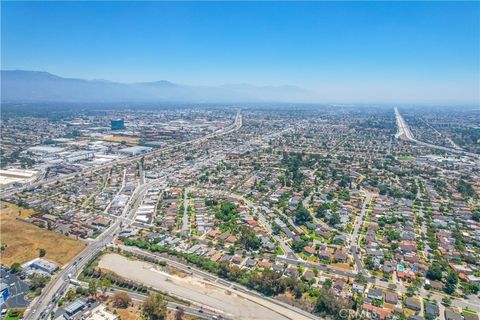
[1,1,479,104]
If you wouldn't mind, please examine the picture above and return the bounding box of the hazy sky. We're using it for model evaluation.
[2,1,479,104]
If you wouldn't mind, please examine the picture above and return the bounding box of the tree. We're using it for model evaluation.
[293,204,312,225]
[444,271,458,295]
[442,297,451,306]
[355,273,367,285]
[291,240,307,253]
[328,211,341,226]
[175,308,185,320]
[237,226,261,250]
[385,228,401,242]
[364,255,375,270]
[446,271,458,285]
[426,262,443,281]
[88,280,98,298]
[30,274,50,295]
[113,291,131,308]
[99,277,111,294]
[144,293,167,320]
[316,203,329,218]
[407,285,416,296]
[314,287,353,319]
[216,201,238,221]
[65,289,76,301]
[457,180,476,198]
[39,248,46,257]
[472,210,480,222]
[323,279,332,289]
[247,269,287,296]
[10,262,22,274]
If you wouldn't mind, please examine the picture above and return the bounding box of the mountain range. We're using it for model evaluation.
[1,70,317,103]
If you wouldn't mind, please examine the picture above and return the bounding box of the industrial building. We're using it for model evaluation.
[0,168,40,187]
[64,299,86,316]
[27,145,64,155]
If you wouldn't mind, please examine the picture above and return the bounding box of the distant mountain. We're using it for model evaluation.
[1,70,317,103]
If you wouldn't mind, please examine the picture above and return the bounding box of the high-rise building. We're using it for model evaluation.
[111,118,125,130]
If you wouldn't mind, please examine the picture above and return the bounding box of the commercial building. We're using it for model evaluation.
[111,119,125,130]
[118,146,152,156]
[0,282,9,305]
[22,258,58,275]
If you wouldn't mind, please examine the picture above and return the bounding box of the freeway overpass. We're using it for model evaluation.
[394,107,479,159]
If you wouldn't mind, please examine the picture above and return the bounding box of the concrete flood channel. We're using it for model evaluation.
[98,253,312,320]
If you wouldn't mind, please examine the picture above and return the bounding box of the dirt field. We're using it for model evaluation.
[113,305,142,320]
[99,253,311,320]
[331,262,354,271]
[0,202,85,267]
[102,136,140,144]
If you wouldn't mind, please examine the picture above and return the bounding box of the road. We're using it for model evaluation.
[26,220,120,319]
[1,110,242,199]
[395,107,479,159]
[418,117,463,151]
[181,187,190,235]
[167,302,229,320]
[105,286,229,320]
[24,111,242,320]
[188,187,297,259]
[395,107,415,140]
[349,190,372,276]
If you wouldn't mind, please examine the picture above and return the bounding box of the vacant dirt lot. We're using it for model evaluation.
[99,253,312,320]
[102,136,140,144]
[0,202,85,266]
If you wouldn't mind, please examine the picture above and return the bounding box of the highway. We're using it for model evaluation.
[394,107,479,159]
[395,107,415,140]
[24,111,242,320]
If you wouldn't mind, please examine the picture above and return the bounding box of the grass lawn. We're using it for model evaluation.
[463,309,478,316]
[0,202,85,267]
[3,308,24,320]
[276,246,285,256]
[307,230,331,243]
[299,252,320,262]
[398,155,415,161]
